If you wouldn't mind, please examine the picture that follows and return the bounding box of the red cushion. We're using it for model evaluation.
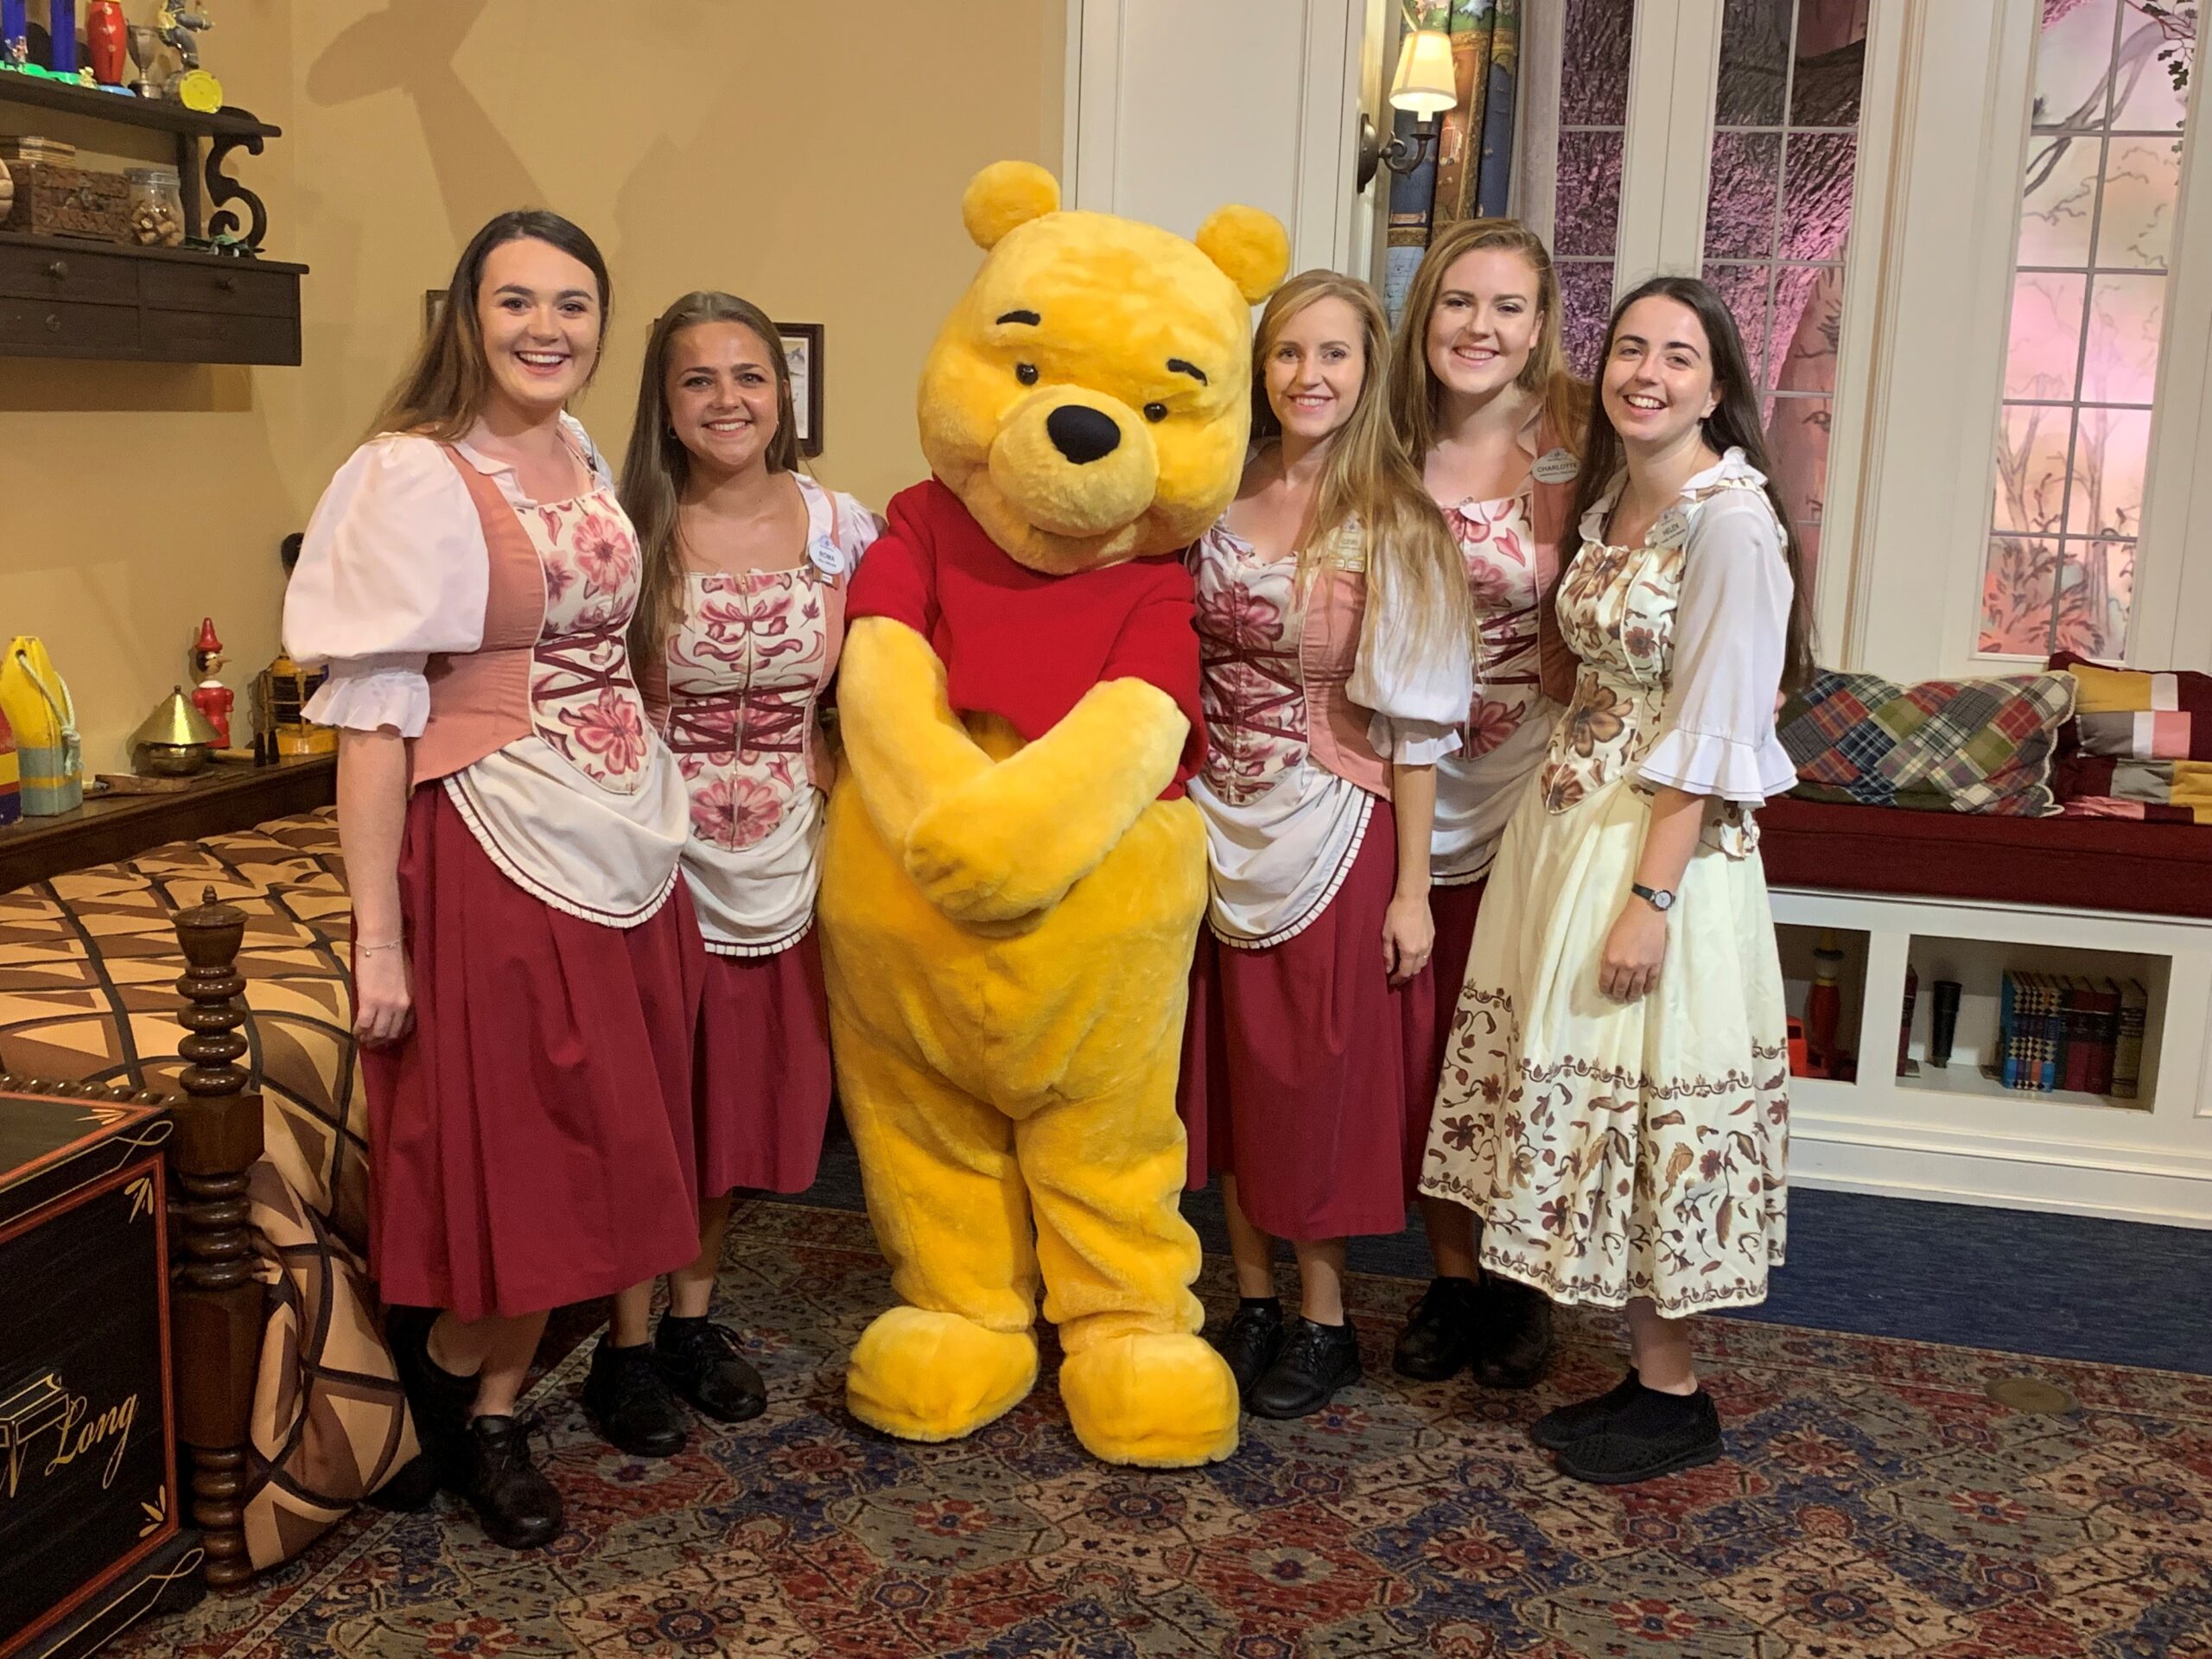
[1758,797,2212,919]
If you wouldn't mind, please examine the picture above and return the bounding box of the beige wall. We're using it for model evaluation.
[1,0,1064,771]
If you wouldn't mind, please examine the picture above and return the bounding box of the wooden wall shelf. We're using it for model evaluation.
[0,753,335,892]
[0,70,280,140]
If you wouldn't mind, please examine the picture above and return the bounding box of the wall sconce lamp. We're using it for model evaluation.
[1357,27,1459,191]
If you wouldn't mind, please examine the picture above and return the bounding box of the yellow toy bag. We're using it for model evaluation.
[0,636,83,815]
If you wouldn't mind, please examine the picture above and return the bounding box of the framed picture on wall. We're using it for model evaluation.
[777,322,824,456]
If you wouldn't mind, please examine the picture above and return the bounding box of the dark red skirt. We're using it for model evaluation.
[696,931,834,1197]
[361,785,706,1321]
[1414,877,1489,1119]
[1178,798,1435,1240]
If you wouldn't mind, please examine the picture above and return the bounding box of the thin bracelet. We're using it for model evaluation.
[355,938,406,956]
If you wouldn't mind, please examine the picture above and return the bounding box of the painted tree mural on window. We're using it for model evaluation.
[1701,0,1872,602]
[1555,0,1635,377]
[1981,0,2196,659]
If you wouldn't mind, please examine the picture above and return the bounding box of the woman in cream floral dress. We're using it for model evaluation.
[1421,276,1812,1485]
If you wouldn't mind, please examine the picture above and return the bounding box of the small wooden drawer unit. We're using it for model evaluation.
[0,1090,200,1659]
[0,232,304,365]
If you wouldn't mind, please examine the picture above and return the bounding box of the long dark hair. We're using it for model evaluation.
[373,209,613,442]
[1570,274,1815,690]
[621,291,804,667]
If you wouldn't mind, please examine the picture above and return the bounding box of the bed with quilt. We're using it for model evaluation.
[0,806,417,1573]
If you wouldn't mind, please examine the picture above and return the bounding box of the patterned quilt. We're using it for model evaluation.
[0,808,416,1571]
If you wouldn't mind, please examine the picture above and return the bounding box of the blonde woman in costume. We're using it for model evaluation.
[1179,270,1474,1420]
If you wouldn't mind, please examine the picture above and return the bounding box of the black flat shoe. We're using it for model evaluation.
[385,1306,475,1477]
[1392,1275,1481,1381]
[1472,1276,1555,1390]
[656,1315,766,1423]
[455,1412,562,1550]
[1554,1384,1723,1485]
[582,1336,689,1457]
[1249,1316,1361,1420]
[1211,1298,1286,1401]
[1530,1369,1643,1451]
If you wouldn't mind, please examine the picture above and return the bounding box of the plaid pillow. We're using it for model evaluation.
[1779,670,2075,816]
[2048,652,2212,823]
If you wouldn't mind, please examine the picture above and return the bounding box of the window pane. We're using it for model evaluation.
[1707,131,1782,258]
[1561,0,1636,126]
[1554,130,1625,257]
[1716,0,1788,126]
[2018,135,2101,268]
[2084,271,2166,402]
[2034,0,2120,131]
[2094,135,2184,270]
[1768,394,1833,574]
[1704,261,1776,389]
[1993,404,2074,536]
[1557,261,1618,379]
[2111,6,2192,131]
[2066,405,2152,538]
[2056,539,2135,658]
[1980,535,2063,656]
[1781,131,1859,255]
[1790,0,1869,129]
[2003,273,2088,400]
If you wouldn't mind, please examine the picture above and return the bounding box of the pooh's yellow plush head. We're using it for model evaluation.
[919,162,1289,576]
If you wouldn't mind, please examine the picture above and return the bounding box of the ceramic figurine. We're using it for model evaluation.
[85,0,121,83]
[189,616,234,748]
[3,0,28,68]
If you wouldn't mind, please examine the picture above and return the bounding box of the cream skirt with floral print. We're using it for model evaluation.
[1421,773,1788,1313]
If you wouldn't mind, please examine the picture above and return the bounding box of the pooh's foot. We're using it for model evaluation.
[846,1307,1038,1444]
[1059,1332,1240,1468]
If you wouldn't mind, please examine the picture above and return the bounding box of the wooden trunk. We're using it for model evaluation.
[0,163,128,244]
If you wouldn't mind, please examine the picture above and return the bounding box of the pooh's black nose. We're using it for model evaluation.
[1046,404,1122,465]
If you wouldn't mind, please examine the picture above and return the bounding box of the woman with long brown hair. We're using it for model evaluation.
[1384,219,1589,1394]
[610,290,878,1436]
[1422,275,1809,1484]
[1179,270,1473,1419]
[283,211,702,1548]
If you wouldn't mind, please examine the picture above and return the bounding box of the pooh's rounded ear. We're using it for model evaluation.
[1196,206,1291,304]
[963,162,1062,250]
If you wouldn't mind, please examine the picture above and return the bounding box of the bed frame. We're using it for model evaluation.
[1,888,265,1590]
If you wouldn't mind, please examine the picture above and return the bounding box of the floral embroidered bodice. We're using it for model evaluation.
[1445,488,1547,760]
[523,486,652,796]
[664,567,841,852]
[1192,523,1314,806]
[1538,473,1768,854]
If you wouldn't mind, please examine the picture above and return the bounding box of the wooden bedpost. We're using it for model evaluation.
[168,885,266,1590]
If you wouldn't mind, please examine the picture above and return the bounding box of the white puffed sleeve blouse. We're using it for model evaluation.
[1353,598,1472,766]
[1634,462,1800,805]
[283,415,610,736]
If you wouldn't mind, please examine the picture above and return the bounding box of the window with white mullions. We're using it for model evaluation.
[1554,0,1637,377]
[1980,0,2195,661]
[1700,0,1872,600]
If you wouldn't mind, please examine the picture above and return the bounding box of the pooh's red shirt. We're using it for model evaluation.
[847,480,1206,800]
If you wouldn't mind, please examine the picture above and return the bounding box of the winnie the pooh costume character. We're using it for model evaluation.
[818,161,1287,1467]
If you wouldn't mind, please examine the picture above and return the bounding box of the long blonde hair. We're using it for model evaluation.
[1253,270,1471,683]
[373,209,612,442]
[620,291,804,667]
[1388,217,1589,461]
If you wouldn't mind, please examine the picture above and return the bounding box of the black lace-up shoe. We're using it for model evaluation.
[1554,1384,1724,1485]
[1530,1369,1643,1451]
[655,1315,767,1423]
[1211,1298,1287,1401]
[582,1335,689,1457]
[1472,1276,1555,1390]
[1249,1316,1362,1420]
[1392,1275,1481,1381]
[455,1412,562,1549]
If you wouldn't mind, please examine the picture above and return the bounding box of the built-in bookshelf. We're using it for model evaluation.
[1769,887,2212,1228]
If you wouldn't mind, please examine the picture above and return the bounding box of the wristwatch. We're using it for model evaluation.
[1631,881,1675,912]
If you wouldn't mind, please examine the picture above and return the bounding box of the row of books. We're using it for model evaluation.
[1994,972,2147,1097]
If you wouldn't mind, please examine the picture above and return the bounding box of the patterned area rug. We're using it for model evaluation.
[119,1201,2212,1658]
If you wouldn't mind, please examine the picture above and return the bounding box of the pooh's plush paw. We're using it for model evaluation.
[902,808,1057,925]
[1059,1333,1240,1468]
[847,1307,1039,1443]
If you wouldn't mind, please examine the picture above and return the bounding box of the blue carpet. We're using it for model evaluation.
[796,1133,2212,1376]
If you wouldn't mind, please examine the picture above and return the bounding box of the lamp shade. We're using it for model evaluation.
[132,685,220,748]
[1389,28,1459,118]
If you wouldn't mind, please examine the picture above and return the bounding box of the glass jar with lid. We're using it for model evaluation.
[125,165,185,247]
